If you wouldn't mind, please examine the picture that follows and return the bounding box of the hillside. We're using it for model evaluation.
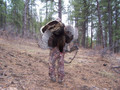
[0,37,120,90]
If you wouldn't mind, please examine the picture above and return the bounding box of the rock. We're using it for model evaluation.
[82,77,87,81]
[11,81,15,84]
[4,73,7,76]
[4,65,7,67]
[28,63,31,66]
[80,85,90,90]
[103,64,107,66]
[28,54,32,57]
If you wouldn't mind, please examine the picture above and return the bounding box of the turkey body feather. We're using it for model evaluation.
[39,20,78,53]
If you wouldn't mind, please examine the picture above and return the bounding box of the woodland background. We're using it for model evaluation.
[0,0,120,89]
[0,0,120,53]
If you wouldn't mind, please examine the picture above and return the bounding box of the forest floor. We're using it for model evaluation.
[0,36,120,90]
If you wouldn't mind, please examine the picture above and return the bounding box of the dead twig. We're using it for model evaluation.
[111,66,120,74]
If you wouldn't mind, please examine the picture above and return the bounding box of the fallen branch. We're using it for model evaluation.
[100,40,120,58]
[111,66,120,69]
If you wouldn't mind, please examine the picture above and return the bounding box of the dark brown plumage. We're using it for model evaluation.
[48,23,66,52]
[39,20,77,53]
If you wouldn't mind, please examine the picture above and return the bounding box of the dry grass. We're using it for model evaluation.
[0,37,120,90]
[98,70,116,79]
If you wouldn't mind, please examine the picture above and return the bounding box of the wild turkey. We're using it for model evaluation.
[38,20,78,53]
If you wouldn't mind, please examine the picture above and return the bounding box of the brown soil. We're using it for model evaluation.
[0,37,120,90]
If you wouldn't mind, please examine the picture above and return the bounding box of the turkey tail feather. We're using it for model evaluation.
[65,25,78,43]
[38,30,52,49]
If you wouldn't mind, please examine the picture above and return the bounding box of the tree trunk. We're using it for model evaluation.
[90,15,93,48]
[23,0,29,36]
[96,0,104,47]
[48,1,54,21]
[81,25,86,47]
[81,0,87,48]
[30,2,34,35]
[0,0,3,28]
[104,26,107,47]
[86,16,89,48]
[75,17,78,27]
[114,0,119,53]
[0,12,3,28]
[46,0,48,22]
[3,0,7,31]
[108,0,113,51]
[58,0,62,20]
[27,5,30,31]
